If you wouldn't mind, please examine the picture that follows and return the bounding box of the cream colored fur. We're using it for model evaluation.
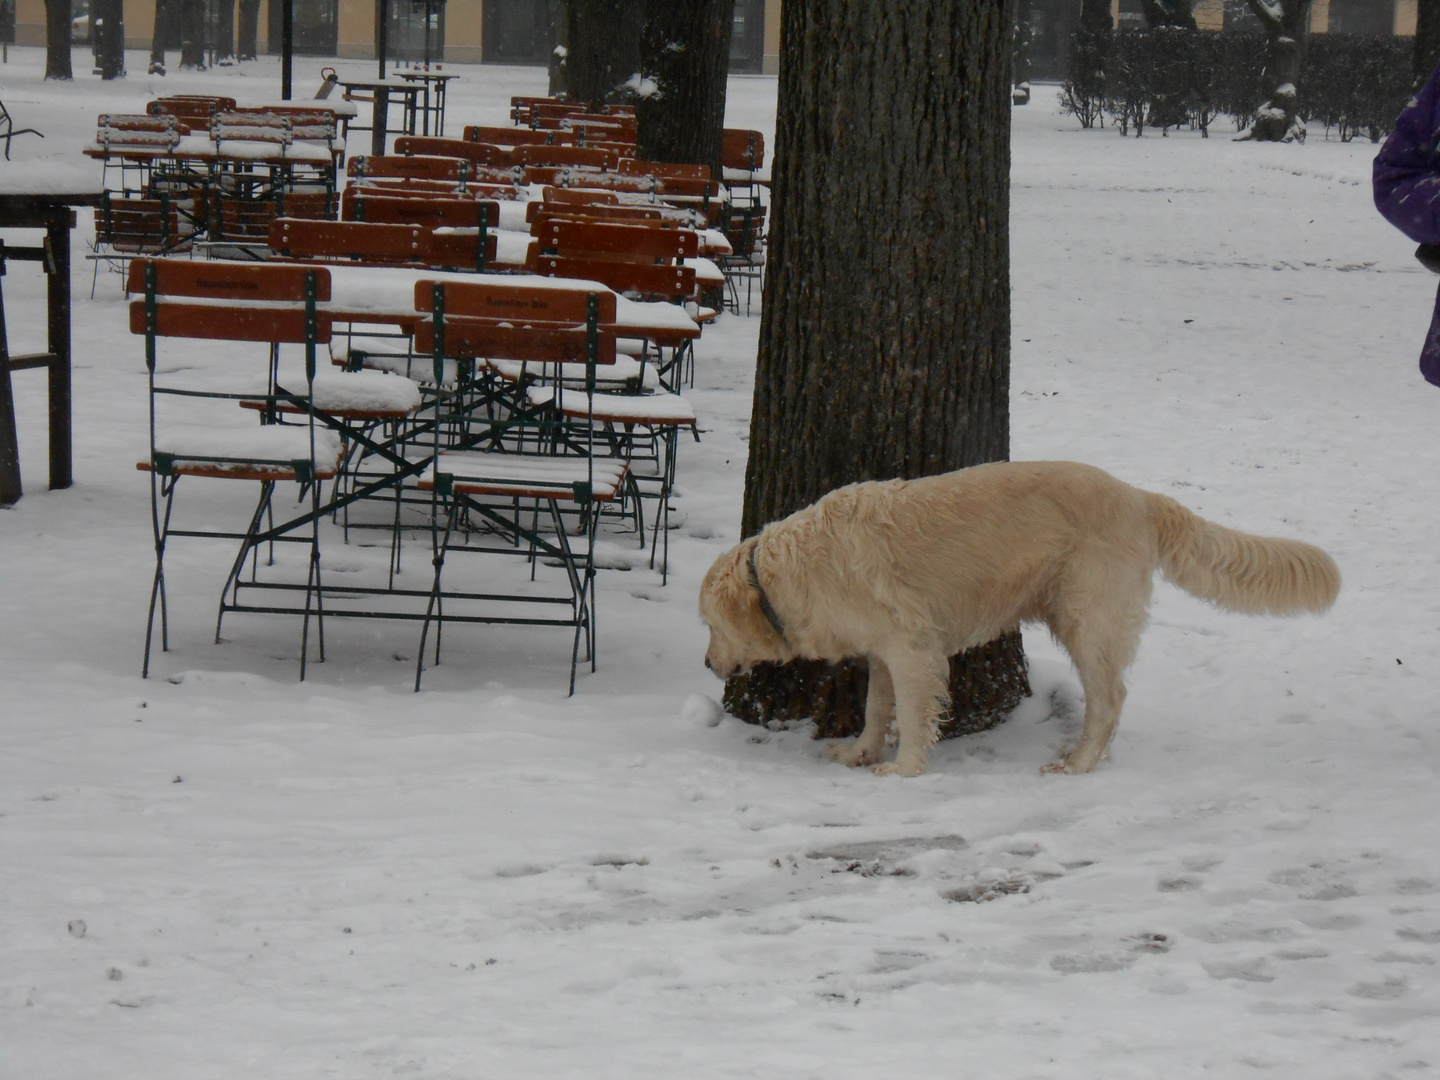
[699,461,1340,777]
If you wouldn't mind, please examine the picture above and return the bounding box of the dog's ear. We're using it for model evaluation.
[701,541,779,641]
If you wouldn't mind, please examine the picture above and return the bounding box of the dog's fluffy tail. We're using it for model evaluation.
[1148,494,1340,615]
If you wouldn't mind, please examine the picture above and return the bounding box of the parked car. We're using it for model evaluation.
[70,4,89,43]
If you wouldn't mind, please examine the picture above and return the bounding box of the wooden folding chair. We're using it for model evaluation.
[409,280,626,693]
[130,258,336,680]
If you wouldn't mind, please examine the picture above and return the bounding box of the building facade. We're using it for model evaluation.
[9,0,782,72]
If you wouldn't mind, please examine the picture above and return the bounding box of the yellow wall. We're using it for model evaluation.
[763,0,779,74]
[1396,0,1417,36]
[1193,0,1222,32]
[13,0,45,48]
[336,0,481,63]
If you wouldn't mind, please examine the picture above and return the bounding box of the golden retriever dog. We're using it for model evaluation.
[699,461,1339,777]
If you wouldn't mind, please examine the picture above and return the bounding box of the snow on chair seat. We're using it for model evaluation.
[146,423,342,481]
[526,385,695,426]
[421,451,627,502]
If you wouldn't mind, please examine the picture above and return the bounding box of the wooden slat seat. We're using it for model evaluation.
[532,219,700,262]
[422,452,626,502]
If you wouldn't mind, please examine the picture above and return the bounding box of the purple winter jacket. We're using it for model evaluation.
[1374,62,1440,385]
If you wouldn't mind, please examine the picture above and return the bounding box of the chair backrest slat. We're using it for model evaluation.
[533,256,695,300]
[270,218,427,263]
[414,278,618,325]
[412,316,616,365]
[533,219,699,261]
[126,258,333,302]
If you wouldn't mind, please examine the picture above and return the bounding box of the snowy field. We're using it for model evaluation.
[4,47,1440,1079]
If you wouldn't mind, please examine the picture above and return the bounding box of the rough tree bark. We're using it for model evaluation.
[1080,0,1113,32]
[1013,0,1033,105]
[43,0,72,79]
[212,0,235,62]
[150,0,180,73]
[1416,0,1440,89]
[563,0,645,108]
[92,0,125,78]
[237,0,260,59]
[635,0,734,178]
[1242,0,1311,142]
[1141,0,1197,28]
[724,0,1031,740]
[179,0,207,68]
[547,0,569,96]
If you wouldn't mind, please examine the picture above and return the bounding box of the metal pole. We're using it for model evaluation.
[46,210,72,492]
[281,0,293,99]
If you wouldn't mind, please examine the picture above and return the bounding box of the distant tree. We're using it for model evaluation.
[634,0,734,177]
[1141,0,1197,28]
[43,0,71,79]
[1242,0,1311,142]
[150,0,179,73]
[1081,0,1113,31]
[564,0,645,108]
[725,0,1031,740]
[237,0,260,60]
[93,0,125,79]
[547,0,568,96]
[1013,0,1033,104]
[1416,0,1440,89]
[212,0,235,63]
[179,0,206,68]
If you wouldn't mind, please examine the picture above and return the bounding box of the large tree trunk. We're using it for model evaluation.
[93,0,125,79]
[179,0,206,68]
[564,0,645,108]
[635,0,734,178]
[150,0,180,73]
[725,0,1031,739]
[43,0,72,79]
[1080,0,1112,32]
[1141,0,1197,28]
[213,0,235,62]
[1243,0,1311,142]
[237,0,261,60]
[548,0,569,96]
[1416,0,1440,90]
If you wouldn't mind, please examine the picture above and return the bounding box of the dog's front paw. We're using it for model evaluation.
[1041,754,1097,775]
[828,741,881,768]
[871,759,926,778]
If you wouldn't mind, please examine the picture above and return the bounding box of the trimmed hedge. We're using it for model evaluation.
[1061,28,1411,141]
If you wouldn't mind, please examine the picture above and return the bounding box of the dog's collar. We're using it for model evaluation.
[746,541,787,639]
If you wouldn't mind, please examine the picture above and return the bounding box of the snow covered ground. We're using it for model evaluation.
[4,48,1440,1079]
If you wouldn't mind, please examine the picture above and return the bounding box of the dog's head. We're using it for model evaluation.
[699,539,792,679]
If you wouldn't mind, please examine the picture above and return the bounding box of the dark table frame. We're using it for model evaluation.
[0,192,106,506]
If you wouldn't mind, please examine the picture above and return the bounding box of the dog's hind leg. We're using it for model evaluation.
[1042,564,1150,774]
[872,650,949,777]
[828,655,895,768]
